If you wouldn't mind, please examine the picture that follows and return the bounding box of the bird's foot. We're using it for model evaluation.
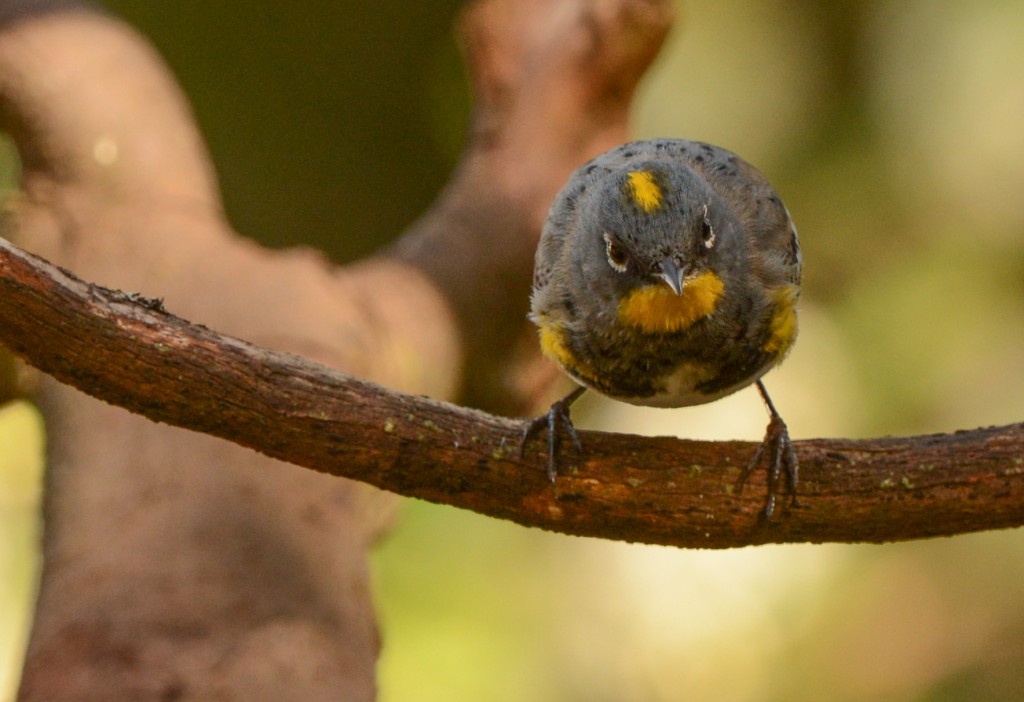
[521,386,586,483]
[737,381,799,520]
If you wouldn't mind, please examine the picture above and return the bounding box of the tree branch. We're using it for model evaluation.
[0,2,682,696]
[3,234,1022,548]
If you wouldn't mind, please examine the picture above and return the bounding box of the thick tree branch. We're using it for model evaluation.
[0,1,681,697]
[3,235,1022,548]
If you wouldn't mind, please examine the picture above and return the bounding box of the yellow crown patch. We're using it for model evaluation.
[626,170,664,212]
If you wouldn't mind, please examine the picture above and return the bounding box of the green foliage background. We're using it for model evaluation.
[3,1,1024,700]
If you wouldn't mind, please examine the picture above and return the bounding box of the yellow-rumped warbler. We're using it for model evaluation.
[523,138,801,518]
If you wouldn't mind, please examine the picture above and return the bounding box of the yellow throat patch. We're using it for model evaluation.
[626,170,664,212]
[618,271,725,333]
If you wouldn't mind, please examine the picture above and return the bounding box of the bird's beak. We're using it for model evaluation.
[657,258,685,296]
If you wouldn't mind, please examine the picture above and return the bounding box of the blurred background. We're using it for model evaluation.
[3,0,1024,699]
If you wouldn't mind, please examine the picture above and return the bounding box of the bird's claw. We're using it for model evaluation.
[738,381,799,520]
[521,387,585,483]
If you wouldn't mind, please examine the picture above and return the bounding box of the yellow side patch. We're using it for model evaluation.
[537,319,602,387]
[626,170,664,212]
[538,320,574,368]
[618,271,725,333]
[763,285,799,355]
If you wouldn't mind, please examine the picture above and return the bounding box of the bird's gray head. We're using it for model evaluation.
[571,161,744,304]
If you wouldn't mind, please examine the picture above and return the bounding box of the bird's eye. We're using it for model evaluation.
[604,232,629,272]
[701,204,715,249]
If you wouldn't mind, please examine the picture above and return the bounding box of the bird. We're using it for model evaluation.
[522,138,801,518]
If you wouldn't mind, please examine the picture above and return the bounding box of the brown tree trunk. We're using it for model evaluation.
[0,0,671,698]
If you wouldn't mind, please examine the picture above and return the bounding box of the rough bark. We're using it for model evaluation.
[4,235,1024,550]
[0,0,673,699]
